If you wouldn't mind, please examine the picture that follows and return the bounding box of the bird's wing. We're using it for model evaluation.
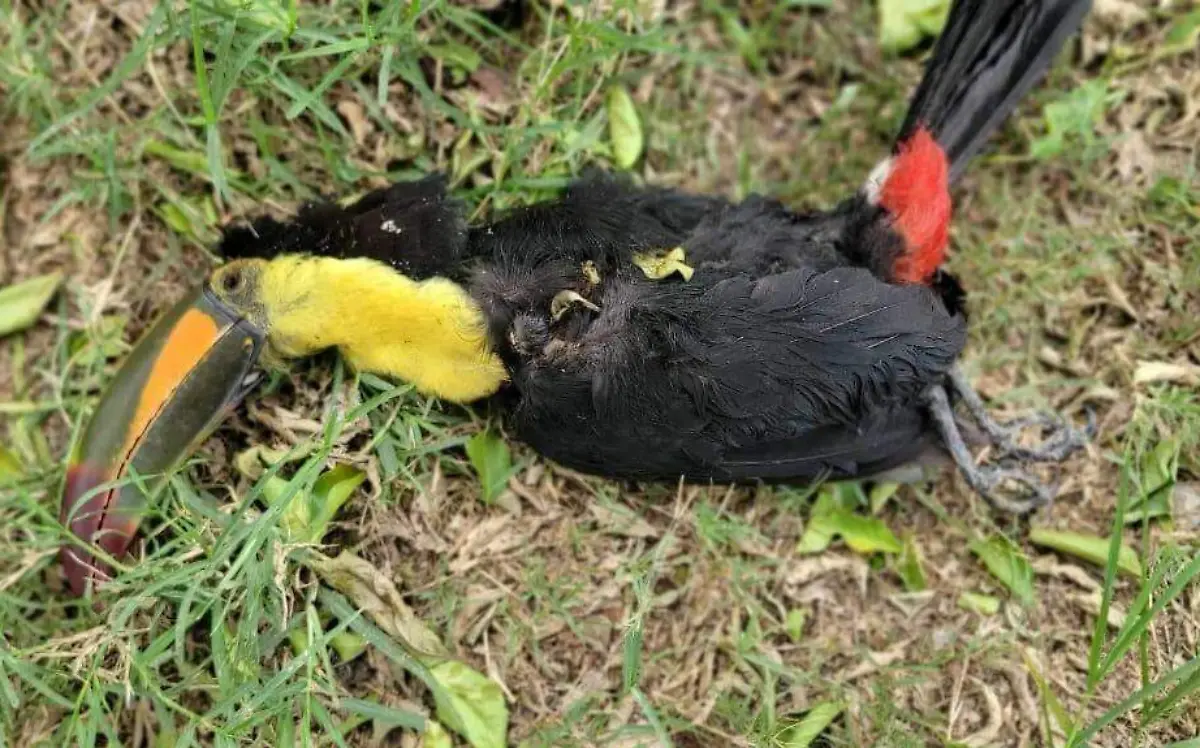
[509,265,967,483]
[468,170,728,270]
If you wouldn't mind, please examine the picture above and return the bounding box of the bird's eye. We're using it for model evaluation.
[221,269,243,294]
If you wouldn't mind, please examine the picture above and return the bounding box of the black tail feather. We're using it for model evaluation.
[898,0,1092,181]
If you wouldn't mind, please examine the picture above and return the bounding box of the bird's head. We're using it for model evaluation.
[60,177,506,595]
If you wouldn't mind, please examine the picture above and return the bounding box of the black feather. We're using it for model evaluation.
[898,0,1092,180]
[210,0,1088,487]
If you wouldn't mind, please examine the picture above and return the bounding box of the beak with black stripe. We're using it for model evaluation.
[60,285,264,596]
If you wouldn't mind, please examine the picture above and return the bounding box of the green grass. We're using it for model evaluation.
[3,0,1200,746]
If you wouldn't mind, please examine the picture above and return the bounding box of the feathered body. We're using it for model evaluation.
[220,0,1091,487]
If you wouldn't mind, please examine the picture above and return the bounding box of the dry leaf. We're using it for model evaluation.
[587,503,658,538]
[307,551,449,660]
[1072,591,1128,629]
[1113,131,1158,184]
[1134,360,1200,385]
[958,678,1004,747]
[337,99,371,147]
[632,247,694,281]
[1092,0,1148,27]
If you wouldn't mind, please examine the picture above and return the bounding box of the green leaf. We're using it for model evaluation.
[835,513,902,555]
[878,0,951,53]
[144,139,209,176]
[1030,80,1116,160]
[0,446,24,486]
[430,660,509,748]
[330,631,368,663]
[422,721,453,748]
[214,0,295,35]
[154,194,219,243]
[0,273,62,338]
[425,42,482,74]
[465,430,514,505]
[234,444,297,480]
[258,462,365,544]
[958,592,1000,616]
[815,482,864,516]
[1028,527,1142,578]
[303,464,367,540]
[778,701,843,747]
[896,534,927,592]
[869,481,900,514]
[1164,10,1200,53]
[800,510,901,556]
[606,84,644,170]
[1127,437,1179,524]
[969,536,1035,605]
[785,609,808,643]
[797,512,837,554]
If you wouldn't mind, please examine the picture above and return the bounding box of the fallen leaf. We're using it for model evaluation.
[799,511,901,556]
[1163,9,1200,54]
[264,464,365,544]
[550,290,600,321]
[606,84,644,169]
[0,446,24,486]
[844,642,909,680]
[1173,482,1200,529]
[422,720,453,748]
[214,0,294,34]
[1126,437,1179,524]
[895,534,927,592]
[426,41,482,82]
[307,551,448,660]
[336,99,370,146]
[330,631,368,663]
[969,536,1035,605]
[1028,527,1142,578]
[783,556,864,587]
[233,444,297,480]
[430,660,508,748]
[588,503,658,538]
[1134,360,1200,386]
[778,701,843,747]
[957,592,1001,616]
[1030,80,1115,161]
[959,678,1004,747]
[1093,0,1148,27]
[869,481,900,514]
[785,608,808,643]
[465,429,516,505]
[878,0,951,53]
[632,247,694,281]
[0,273,62,338]
[1072,591,1127,629]
[1113,131,1158,184]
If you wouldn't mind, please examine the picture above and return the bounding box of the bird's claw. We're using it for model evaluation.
[946,367,1090,464]
[953,462,1055,514]
[925,368,1090,515]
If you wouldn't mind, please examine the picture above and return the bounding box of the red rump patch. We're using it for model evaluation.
[879,127,951,284]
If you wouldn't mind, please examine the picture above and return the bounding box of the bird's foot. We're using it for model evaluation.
[925,369,1090,515]
[946,366,1093,463]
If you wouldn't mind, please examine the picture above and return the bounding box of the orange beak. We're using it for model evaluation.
[60,285,266,596]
